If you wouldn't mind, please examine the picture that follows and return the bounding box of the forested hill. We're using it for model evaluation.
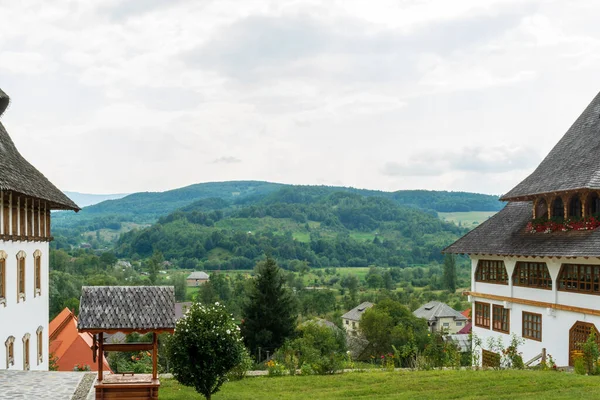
[116,188,467,270]
[54,181,502,230]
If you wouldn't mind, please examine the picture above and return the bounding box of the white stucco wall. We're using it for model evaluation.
[0,240,49,371]
[435,316,465,334]
[471,255,600,367]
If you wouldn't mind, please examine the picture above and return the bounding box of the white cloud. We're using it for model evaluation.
[0,0,599,195]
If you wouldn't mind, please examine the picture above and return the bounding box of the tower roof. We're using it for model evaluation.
[0,89,79,210]
[502,91,600,201]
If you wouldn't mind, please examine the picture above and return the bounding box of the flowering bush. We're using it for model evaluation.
[73,364,91,371]
[266,359,285,376]
[527,216,600,233]
[168,302,246,400]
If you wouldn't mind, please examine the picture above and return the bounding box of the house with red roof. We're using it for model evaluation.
[49,308,111,372]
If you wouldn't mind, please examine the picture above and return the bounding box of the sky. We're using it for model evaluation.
[1,0,600,195]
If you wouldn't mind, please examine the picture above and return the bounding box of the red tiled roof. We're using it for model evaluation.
[461,308,471,319]
[49,308,111,372]
[458,322,472,334]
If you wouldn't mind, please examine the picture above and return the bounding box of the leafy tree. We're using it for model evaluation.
[169,302,245,400]
[241,257,297,358]
[359,299,429,364]
[172,273,187,302]
[443,254,457,293]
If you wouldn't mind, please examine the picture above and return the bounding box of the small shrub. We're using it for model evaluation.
[266,360,285,377]
[227,347,254,381]
[574,356,586,375]
[582,328,600,375]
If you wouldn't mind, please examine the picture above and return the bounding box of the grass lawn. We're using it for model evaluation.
[160,369,600,400]
[438,211,497,228]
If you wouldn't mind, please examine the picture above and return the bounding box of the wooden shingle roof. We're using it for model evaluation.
[78,286,176,332]
[0,88,79,210]
[502,91,600,200]
[444,201,600,257]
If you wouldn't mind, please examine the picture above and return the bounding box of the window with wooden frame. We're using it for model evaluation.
[474,302,490,329]
[5,336,14,368]
[16,251,25,302]
[22,333,30,371]
[492,305,510,333]
[558,264,600,294]
[475,260,508,284]
[36,326,43,365]
[522,312,542,341]
[512,262,552,290]
[33,250,41,297]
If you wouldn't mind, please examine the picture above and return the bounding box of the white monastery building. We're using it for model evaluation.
[0,89,79,371]
[445,91,600,367]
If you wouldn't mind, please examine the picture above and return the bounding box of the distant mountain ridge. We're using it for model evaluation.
[63,191,129,207]
[53,181,502,233]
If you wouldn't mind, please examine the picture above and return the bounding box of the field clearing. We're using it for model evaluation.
[438,211,497,227]
[160,370,598,400]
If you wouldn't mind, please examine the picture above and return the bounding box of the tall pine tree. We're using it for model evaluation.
[241,257,297,359]
[443,254,457,293]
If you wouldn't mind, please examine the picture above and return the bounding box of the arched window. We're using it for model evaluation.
[558,264,600,294]
[16,250,26,302]
[587,192,600,217]
[36,326,43,365]
[5,336,14,368]
[0,250,6,305]
[512,262,552,289]
[552,197,564,219]
[475,260,508,284]
[569,196,582,218]
[22,333,30,371]
[33,250,41,297]
[535,198,548,219]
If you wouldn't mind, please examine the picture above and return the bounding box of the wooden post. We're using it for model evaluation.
[563,195,569,220]
[152,332,158,380]
[542,348,546,364]
[582,193,587,218]
[532,198,537,219]
[98,332,104,382]
[547,197,552,220]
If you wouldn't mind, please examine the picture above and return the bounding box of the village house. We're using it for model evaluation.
[0,88,79,371]
[413,301,468,334]
[341,302,373,336]
[445,91,600,367]
[49,308,111,372]
[186,271,209,286]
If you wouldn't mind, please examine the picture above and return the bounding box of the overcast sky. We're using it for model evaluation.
[1,0,600,195]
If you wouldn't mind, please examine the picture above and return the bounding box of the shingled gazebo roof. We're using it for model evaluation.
[502,91,600,201]
[78,286,176,333]
[0,88,79,211]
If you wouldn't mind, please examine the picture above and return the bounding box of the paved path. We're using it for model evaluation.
[0,370,85,400]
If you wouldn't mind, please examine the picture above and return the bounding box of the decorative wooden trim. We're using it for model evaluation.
[466,291,600,317]
[102,343,154,352]
[81,328,175,335]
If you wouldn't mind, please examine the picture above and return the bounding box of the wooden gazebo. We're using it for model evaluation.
[78,286,176,400]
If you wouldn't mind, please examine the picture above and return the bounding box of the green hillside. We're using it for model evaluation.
[115,187,467,269]
[53,181,502,245]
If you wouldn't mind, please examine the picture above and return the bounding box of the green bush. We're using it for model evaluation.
[168,302,245,400]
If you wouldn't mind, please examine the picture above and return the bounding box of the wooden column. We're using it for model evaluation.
[152,332,158,380]
[8,192,12,236]
[532,198,537,219]
[563,195,569,220]
[582,194,588,218]
[98,332,104,382]
[547,197,552,219]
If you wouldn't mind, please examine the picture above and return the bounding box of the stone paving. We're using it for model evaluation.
[0,370,85,400]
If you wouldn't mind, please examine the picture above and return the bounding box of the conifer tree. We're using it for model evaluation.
[241,257,297,359]
[443,254,457,293]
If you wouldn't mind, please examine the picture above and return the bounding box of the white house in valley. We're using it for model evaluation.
[342,302,373,336]
[413,301,468,334]
[445,91,600,367]
[0,88,79,371]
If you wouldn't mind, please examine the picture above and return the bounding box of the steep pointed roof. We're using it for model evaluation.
[502,91,600,201]
[0,89,79,210]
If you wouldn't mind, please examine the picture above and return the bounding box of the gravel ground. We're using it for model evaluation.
[71,373,95,400]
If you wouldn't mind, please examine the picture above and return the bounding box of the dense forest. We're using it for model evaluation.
[52,181,501,249]
[115,187,466,270]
